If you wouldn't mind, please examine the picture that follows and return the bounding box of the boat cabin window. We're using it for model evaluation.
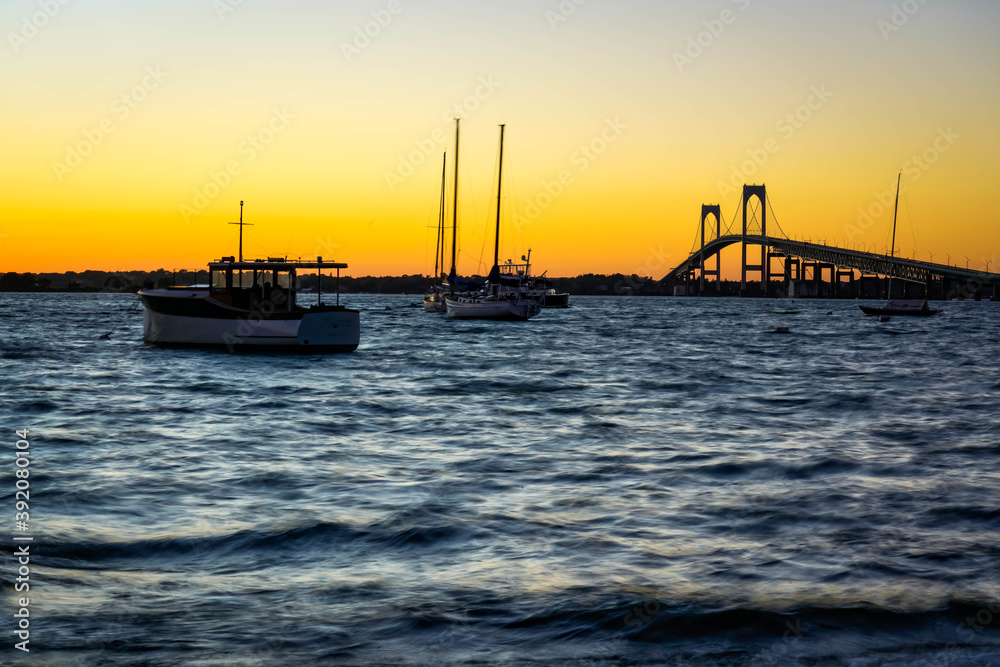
[210,269,229,293]
[234,271,255,289]
[209,265,296,311]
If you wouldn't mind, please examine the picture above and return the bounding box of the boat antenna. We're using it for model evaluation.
[450,118,460,291]
[229,200,252,262]
[493,124,505,270]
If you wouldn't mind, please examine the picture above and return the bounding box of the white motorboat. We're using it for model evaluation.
[139,204,360,352]
[139,258,359,352]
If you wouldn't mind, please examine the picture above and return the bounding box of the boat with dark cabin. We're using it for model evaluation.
[139,204,360,352]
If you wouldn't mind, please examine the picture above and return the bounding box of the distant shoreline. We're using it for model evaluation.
[0,271,670,296]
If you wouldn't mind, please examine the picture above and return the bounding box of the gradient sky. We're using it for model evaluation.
[2,0,998,277]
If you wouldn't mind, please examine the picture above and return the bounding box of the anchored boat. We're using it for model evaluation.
[427,118,477,312]
[424,151,449,313]
[139,204,360,352]
[859,174,941,318]
[139,258,360,352]
[445,124,543,321]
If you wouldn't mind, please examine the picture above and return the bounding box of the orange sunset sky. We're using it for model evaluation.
[1,0,998,278]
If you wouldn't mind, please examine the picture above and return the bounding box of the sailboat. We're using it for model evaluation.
[446,124,543,321]
[859,173,941,317]
[423,152,448,313]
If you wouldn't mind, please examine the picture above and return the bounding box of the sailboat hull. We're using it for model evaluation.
[859,306,941,317]
[445,297,541,321]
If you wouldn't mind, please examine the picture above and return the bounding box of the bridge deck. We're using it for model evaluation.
[664,234,1000,287]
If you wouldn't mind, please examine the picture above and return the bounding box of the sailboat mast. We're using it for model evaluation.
[493,124,505,269]
[450,118,460,282]
[887,172,901,299]
[434,152,446,280]
[890,172,901,260]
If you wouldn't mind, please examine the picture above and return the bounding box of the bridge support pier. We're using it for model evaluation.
[700,205,721,295]
[836,269,855,298]
[741,185,767,295]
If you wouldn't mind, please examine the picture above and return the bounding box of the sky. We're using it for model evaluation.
[1,0,998,278]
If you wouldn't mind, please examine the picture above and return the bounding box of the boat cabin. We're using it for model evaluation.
[208,257,347,312]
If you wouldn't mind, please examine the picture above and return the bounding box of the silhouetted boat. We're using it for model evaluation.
[446,125,542,321]
[518,256,570,308]
[542,290,570,308]
[859,300,941,317]
[860,174,941,318]
[139,204,360,352]
[423,151,449,313]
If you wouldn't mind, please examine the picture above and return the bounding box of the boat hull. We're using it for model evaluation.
[445,297,541,321]
[542,292,570,308]
[139,290,359,352]
[423,295,447,313]
[859,306,941,317]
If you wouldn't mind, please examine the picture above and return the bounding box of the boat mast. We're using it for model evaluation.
[887,172,901,299]
[450,118,460,289]
[229,200,252,262]
[434,152,446,281]
[890,172,900,260]
[493,124,505,270]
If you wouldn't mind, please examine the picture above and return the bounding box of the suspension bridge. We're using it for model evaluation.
[662,185,1000,300]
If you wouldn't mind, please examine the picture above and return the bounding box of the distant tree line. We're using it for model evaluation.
[0,270,680,296]
[0,270,206,293]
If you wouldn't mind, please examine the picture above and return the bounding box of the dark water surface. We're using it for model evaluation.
[2,293,1000,666]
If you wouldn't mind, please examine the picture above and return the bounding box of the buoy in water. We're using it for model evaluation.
[774,326,790,334]
[878,315,891,323]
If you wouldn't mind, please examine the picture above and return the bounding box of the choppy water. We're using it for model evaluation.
[2,293,1000,666]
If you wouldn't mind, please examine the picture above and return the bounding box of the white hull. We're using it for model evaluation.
[445,296,541,321]
[140,292,360,352]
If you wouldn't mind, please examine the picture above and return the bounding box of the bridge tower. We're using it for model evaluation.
[741,184,768,294]
[700,205,721,295]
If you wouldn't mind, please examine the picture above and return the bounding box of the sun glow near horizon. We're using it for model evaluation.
[1,0,998,278]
